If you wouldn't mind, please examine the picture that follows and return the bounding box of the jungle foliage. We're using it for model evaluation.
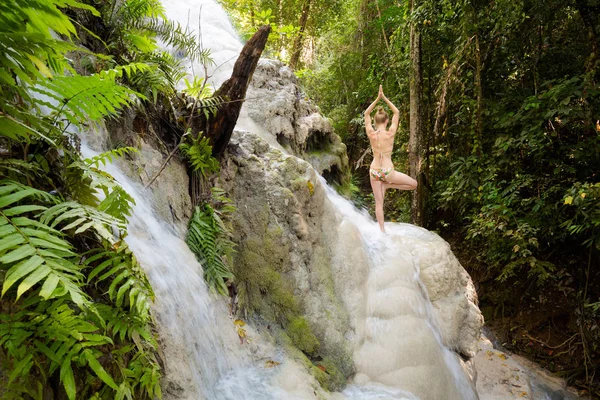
[0,0,210,397]
[222,0,600,393]
[186,188,236,296]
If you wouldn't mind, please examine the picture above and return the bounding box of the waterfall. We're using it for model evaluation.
[81,1,479,398]
[80,142,326,399]
[322,183,478,400]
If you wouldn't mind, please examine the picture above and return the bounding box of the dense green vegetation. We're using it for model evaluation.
[0,0,230,398]
[221,0,600,393]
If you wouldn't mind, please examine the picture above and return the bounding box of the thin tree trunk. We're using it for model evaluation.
[289,0,312,69]
[276,0,284,54]
[575,0,600,77]
[409,0,424,226]
[374,0,390,51]
[474,32,483,159]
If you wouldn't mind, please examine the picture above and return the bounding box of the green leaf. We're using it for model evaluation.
[0,233,25,253]
[2,205,47,216]
[39,273,60,298]
[34,340,61,364]
[60,359,76,400]
[7,354,33,385]
[83,349,119,390]
[2,255,44,296]
[16,263,51,299]
[0,244,36,263]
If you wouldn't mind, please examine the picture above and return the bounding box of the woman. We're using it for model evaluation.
[364,85,417,232]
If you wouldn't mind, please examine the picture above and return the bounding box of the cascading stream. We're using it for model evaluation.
[80,143,321,399]
[322,183,478,400]
[80,0,478,398]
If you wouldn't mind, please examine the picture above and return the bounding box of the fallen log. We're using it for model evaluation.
[198,25,271,157]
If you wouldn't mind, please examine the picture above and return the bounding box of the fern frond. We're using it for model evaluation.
[66,149,136,209]
[0,33,73,87]
[147,51,187,88]
[182,76,214,100]
[186,204,234,295]
[98,186,136,222]
[41,201,126,241]
[0,181,88,306]
[0,159,53,193]
[31,75,142,125]
[132,18,211,63]
[84,244,154,319]
[0,298,114,400]
[0,0,98,39]
[179,135,220,179]
[118,0,166,21]
[95,304,154,343]
[99,62,153,81]
[196,95,225,119]
[84,146,139,168]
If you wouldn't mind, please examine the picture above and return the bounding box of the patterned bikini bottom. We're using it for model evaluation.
[369,167,393,182]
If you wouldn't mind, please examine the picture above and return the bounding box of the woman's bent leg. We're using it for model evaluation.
[383,170,417,191]
[370,179,385,232]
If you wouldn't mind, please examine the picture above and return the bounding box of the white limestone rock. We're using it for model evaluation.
[245,59,349,182]
[474,335,580,400]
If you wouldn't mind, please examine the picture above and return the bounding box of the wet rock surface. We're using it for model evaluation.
[474,334,581,400]
[244,59,350,185]
[220,130,484,399]
[220,130,358,390]
[103,114,192,235]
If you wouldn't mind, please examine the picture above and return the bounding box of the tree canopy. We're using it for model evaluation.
[223,0,600,393]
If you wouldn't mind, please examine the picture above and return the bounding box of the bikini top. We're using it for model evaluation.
[374,129,393,165]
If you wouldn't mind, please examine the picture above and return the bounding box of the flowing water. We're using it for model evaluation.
[82,1,480,398]
[323,183,477,400]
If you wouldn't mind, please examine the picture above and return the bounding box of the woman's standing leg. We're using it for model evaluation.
[370,179,386,232]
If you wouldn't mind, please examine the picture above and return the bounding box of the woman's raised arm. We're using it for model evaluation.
[364,85,383,133]
[381,90,400,133]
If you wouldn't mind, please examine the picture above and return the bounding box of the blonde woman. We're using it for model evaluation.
[364,85,417,232]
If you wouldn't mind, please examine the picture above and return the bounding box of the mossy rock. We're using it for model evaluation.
[312,357,346,392]
[286,316,320,356]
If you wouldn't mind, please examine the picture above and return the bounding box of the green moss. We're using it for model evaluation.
[231,197,351,393]
[315,357,347,391]
[277,331,346,392]
[286,316,320,356]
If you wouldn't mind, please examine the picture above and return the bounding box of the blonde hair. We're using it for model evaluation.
[374,106,388,124]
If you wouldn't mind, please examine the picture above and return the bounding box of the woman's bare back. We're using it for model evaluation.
[367,128,396,170]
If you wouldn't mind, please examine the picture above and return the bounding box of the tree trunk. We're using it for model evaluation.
[575,0,600,79]
[474,32,483,159]
[277,0,284,54]
[409,0,424,226]
[195,25,271,157]
[289,0,312,69]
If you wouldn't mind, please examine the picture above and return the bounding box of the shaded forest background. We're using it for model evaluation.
[220,0,600,395]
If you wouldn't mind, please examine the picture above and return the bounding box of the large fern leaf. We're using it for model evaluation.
[84,244,154,320]
[0,181,88,306]
[0,298,115,400]
[31,75,141,125]
[186,204,234,294]
[41,201,126,241]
